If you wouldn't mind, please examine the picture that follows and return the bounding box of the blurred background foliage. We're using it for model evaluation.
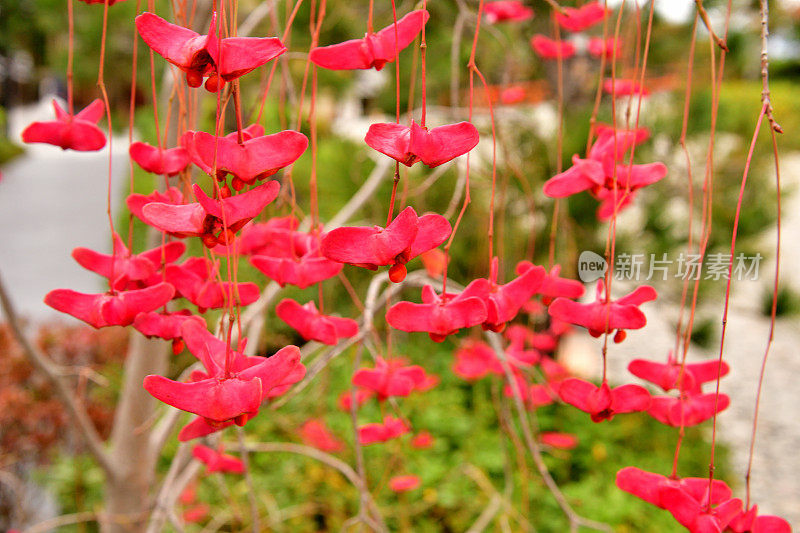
[29,329,729,532]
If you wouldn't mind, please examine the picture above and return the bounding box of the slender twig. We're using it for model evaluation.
[198,510,234,533]
[23,511,99,533]
[542,0,565,15]
[348,343,373,527]
[146,443,201,533]
[463,464,533,532]
[759,0,782,133]
[0,270,115,477]
[269,336,362,409]
[485,333,611,533]
[238,0,275,36]
[466,494,503,533]
[695,0,728,51]
[237,427,261,532]
[239,442,388,532]
[450,12,467,110]
[167,509,186,533]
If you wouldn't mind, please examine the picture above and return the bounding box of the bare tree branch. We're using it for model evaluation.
[23,512,99,533]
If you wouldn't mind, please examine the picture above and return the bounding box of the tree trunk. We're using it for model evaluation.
[101,332,168,533]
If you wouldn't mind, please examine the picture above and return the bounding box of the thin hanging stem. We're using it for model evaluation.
[67,0,75,116]
[745,125,781,508]
[706,103,767,508]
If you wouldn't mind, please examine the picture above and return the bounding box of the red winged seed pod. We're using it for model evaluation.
[220,216,299,256]
[647,393,731,427]
[191,445,245,474]
[142,182,280,247]
[543,128,666,205]
[452,339,503,381]
[365,120,480,168]
[530,35,576,60]
[165,256,260,311]
[129,142,191,176]
[484,1,534,24]
[540,432,578,450]
[183,129,308,189]
[358,416,409,445]
[389,475,421,492]
[127,187,185,224]
[275,298,359,345]
[386,284,488,342]
[616,467,791,532]
[321,206,451,282]
[298,419,344,452]
[727,506,792,533]
[516,262,585,305]
[457,257,546,332]
[136,12,286,91]
[250,229,343,289]
[133,310,206,354]
[616,466,734,510]
[21,99,106,151]
[44,283,175,329]
[603,78,650,97]
[554,1,608,32]
[310,10,429,71]
[72,233,185,291]
[588,37,621,60]
[628,353,730,394]
[352,357,430,400]
[558,378,651,422]
[144,321,305,441]
[548,281,656,343]
[661,487,743,533]
[411,431,434,449]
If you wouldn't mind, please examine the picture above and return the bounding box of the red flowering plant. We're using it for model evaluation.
[1,0,793,531]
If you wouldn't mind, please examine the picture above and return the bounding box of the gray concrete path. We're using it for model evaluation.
[561,154,800,526]
[0,99,129,320]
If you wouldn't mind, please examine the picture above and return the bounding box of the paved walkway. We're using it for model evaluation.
[563,154,800,526]
[0,100,129,320]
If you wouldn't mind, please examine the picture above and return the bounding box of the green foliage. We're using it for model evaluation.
[761,284,800,318]
[41,336,730,532]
